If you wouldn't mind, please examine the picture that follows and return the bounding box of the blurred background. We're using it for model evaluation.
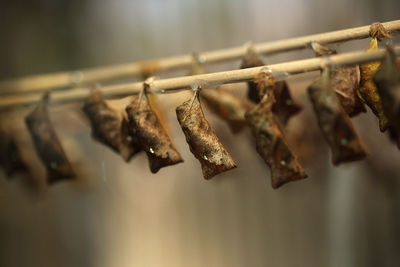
[1,0,400,266]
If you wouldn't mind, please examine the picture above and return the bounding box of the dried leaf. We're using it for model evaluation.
[308,68,368,165]
[125,87,183,173]
[200,87,254,133]
[373,48,400,148]
[0,130,27,177]
[245,82,307,189]
[82,90,140,161]
[25,95,75,184]
[176,91,236,179]
[358,38,389,131]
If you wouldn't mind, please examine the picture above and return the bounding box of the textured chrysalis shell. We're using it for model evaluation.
[308,68,368,165]
[245,74,307,188]
[25,95,75,184]
[176,90,236,179]
[125,85,183,173]
[82,89,140,161]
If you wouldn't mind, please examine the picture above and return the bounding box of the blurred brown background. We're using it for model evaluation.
[1,1,400,267]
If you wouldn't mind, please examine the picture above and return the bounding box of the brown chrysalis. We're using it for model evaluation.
[188,54,254,133]
[331,66,366,117]
[0,130,27,177]
[270,81,302,125]
[373,47,400,148]
[241,48,302,124]
[245,73,307,188]
[358,38,389,131]
[125,83,183,173]
[82,89,140,161]
[25,94,75,184]
[200,87,254,133]
[308,68,368,165]
[176,90,237,179]
[311,42,366,117]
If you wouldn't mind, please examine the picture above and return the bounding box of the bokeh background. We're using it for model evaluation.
[1,1,400,267]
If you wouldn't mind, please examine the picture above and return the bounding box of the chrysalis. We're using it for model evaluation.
[201,88,254,133]
[245,73,307,188]
[0,130,26,177]
[331,66,366,117]
[82,89,140,161]
[373,47,400,148]
[270,81,302,125]
[125,83,183,173]
[189,54,254,133]
[25,94,75,184]
[241,48,302,124]
[311,42,366,117]
[358,38,388,131]
[308,68,368,165]
[176,90,236,179]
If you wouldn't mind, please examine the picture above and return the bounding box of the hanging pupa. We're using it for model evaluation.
[189,53,254,133]
[270,79,302,125]
[125,81,183,173]
[311,42,366,117]
[200,87,254,133]
[0,130,26,177]
[245,72,307,188]
[308,68,368,165]
[358,23,392,131]
[373,47,400,148]
[241,48,302,124]
[25,94,75,184]
[82,89,140,161]
[176,89,237,179]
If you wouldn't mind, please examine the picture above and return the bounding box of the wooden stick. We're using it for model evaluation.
[1,46,399,110]
[1,20,399,95]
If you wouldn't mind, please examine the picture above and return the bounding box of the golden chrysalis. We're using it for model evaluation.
[176,90,236,179]
[82,89,140,161]
[25,94,75,184]
[308,68,368,165]
[358,38,388,131]
[125,83,183,173]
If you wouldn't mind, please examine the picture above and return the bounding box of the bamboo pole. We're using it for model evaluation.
[1,20,399,95]
[1,46,399,110]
